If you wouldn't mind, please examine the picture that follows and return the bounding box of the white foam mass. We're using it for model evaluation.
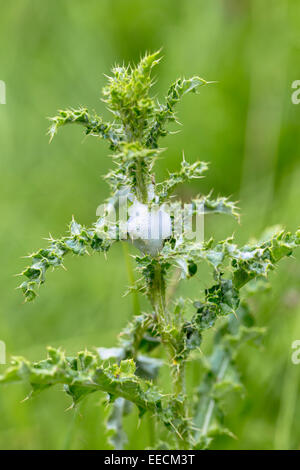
[127,201,172,256]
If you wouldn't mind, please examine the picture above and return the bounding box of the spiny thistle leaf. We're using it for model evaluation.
[146,76,209,148]
[191,195,240,221]
[118,313,159,357]
[0,347,191,443]
[157,159,209,201]
[160,229,299,284]
[231,230,300,288]
[19,217,115,301]
[48,107,120,149]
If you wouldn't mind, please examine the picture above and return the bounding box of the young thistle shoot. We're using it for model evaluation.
[1,52,299,450]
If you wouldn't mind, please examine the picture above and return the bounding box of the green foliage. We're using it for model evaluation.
[0,347,188,447]
[3,52,299,450]
[157,159,209,202]
[102,51,160,143]
[19,217,115,301]
[48,108,119,149]
[146,76,208,148]
[193,304,265,449]
[106,397,131,450]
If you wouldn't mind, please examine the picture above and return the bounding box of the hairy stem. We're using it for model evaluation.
[135,158,148,203]
[122,241,141,317]
[150,263,190,449]
[152,264,167,321]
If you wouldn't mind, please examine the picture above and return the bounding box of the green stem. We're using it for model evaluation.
[150,263,190,449]
[135,158,148,203]
[173,362,185,396]
[122,241,141,317]
[152,264,167,321]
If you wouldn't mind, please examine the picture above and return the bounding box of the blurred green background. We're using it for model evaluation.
[0,0,300,450]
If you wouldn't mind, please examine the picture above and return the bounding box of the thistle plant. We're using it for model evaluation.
[1,52,299,450]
